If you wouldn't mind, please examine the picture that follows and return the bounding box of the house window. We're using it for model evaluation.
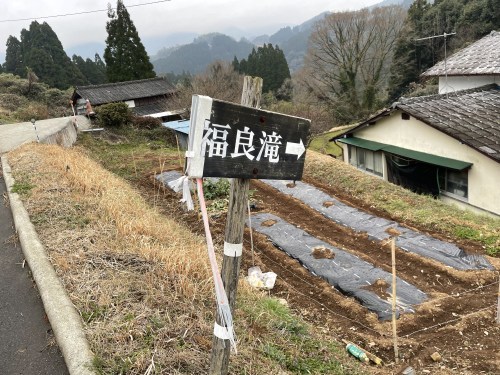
[438,169,468,199]
[348,146,383,176]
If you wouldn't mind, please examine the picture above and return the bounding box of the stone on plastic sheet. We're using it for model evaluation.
[250,212,427,320]
[262,179,494,271]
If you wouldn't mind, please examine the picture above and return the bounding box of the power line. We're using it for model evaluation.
[0,0,171,23]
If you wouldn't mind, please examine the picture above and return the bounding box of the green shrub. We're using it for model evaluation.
[95,102,131,127]
[203,178,230,200]
[0,93,28,111]
[43,88,70,107]
[131,115,162,130]
[0,73,27,95]
[15,103,50,121]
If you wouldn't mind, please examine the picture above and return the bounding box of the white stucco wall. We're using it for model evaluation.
[348,111,500,216]
[438,75,500,94]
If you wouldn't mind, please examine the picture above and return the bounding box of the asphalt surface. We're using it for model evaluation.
[0,168,69,374]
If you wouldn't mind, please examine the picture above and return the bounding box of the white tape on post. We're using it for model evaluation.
[224,242,242,257]
[213,322,232,340]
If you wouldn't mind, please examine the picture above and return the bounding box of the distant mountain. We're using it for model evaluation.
[369,0,414,8]
[253,12,330,72]
[152,33,254,75]
[149,0,413,76]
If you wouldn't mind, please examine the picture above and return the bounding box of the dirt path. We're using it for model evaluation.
[147,172,499,374]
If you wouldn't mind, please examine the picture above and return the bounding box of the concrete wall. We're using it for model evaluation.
[0,116,92,154]
[439,75,500,94]
[349,111,500,216]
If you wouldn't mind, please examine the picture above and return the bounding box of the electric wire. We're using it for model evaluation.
[0,0,171,23]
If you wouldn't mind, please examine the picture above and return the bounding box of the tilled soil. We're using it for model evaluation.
[145,171,499,375]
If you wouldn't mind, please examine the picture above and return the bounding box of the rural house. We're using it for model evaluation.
[71,77,184,122]
[421,30,500,94]
[332,31,500,217]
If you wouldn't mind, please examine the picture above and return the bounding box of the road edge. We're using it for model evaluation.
[1,155,95,375]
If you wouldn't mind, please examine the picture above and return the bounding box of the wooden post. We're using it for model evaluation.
[209,76,263,375]
[496,273,500,324]
[391,237,399,364]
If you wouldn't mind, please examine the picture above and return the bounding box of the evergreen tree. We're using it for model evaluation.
[72,54,107,85]
[18,21,86,89]
[94,53,107,75]
[234,44,290,93]
[4,36,25,77]
[388,0,432,101]
[104,0,155,82]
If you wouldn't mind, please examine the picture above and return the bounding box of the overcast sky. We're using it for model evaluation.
[0,0,382,60]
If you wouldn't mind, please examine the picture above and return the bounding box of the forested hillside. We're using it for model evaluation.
[152,33,254,75]
[388,0,499,100]
[0,0,497,132]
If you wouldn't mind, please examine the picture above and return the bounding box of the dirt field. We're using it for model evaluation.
[147,168,500,375]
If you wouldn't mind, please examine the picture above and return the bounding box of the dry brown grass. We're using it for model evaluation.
[8,144,216,373]
[7,143,362,375]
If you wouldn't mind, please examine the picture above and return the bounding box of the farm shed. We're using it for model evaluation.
[71,77,181,121]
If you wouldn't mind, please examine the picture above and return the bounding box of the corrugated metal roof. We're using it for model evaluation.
[132,101,171,116]
[422,31,500,77]
[73,77,176,105]
[162,119,190,135]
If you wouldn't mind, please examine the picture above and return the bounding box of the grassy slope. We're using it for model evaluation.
[10,125,497,373]
[304,151,500,256]
[7,129,364,374]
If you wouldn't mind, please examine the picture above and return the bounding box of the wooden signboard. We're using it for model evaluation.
[186,95,311,180]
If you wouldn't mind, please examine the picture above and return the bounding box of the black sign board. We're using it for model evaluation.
[186,95,311,180]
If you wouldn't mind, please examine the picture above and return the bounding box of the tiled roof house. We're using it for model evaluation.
[332,32,500,217]
[422,30,500,93]
[71,77,184,121]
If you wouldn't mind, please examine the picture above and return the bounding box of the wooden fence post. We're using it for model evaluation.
[496,273,500,325]
[209,76,263,375]
[391,237,399,364]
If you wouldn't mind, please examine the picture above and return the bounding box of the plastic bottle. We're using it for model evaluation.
[346,343,369,363]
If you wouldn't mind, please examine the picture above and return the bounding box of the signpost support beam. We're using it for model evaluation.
[209,76,263,375]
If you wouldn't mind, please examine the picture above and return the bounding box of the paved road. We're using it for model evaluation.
[0,174,69,375]
[0,117,86,374]
[0,116,91,154]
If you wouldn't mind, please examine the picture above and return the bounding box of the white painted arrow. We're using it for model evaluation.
[285,139,306,159]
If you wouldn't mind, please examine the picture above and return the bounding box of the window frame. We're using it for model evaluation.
[438,168,469,201]
[348,145,383,177]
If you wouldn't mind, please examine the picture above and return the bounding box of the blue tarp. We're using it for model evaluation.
[162,119,190,135]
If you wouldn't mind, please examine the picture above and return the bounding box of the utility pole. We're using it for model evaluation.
[209,76,263,375]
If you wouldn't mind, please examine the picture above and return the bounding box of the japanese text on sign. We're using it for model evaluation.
[201,120,284,163]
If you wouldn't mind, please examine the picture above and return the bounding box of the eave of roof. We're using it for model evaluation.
[332,85,500,164]
[73,77,176,105]
[422,31,500,77]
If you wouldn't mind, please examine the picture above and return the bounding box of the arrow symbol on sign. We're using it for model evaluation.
[285,139,306,159]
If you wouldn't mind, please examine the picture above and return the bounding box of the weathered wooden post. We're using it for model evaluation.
[496,273,500,325]
[185,77,310,374]
[209,76,262,374]
[391,237,399,364]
